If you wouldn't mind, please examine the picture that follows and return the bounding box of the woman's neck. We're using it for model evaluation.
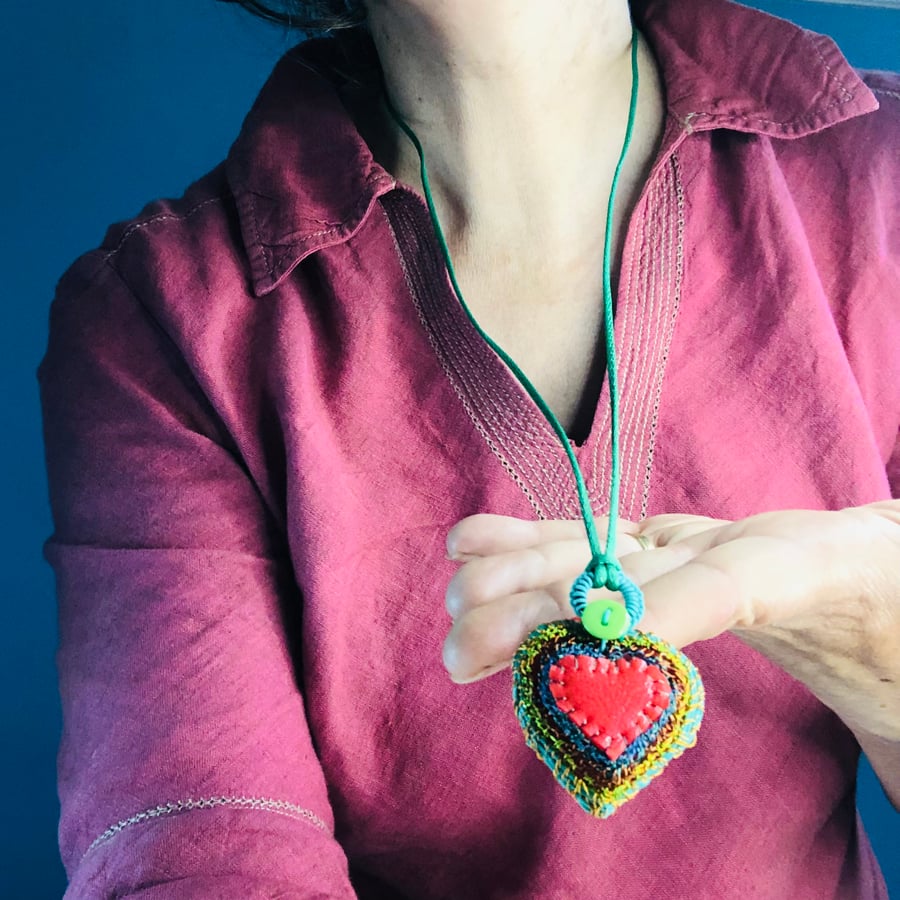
[363,0,660,247]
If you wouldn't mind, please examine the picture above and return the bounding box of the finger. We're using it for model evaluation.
[447,542,694,640]
[445,533,656,619]
[639,514,731,548]
[447,513,640,560]
[637,534,820,647]
[443,589,561,682]
[444,545,704,682]
[446,539,589,618]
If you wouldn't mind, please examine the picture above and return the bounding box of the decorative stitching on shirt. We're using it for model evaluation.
[460,344,551,517]
[387,187,596,520]
[489,386,561,515]
[623,168,666,519]
[622,184,662,519]
[613,207,642,517]
[82,795,329,859]
[102,197,225,262]
[620,194,652,519]
[631,188,660,518]
[871,88,900,101]
[428,213,574,518]
[474,346,566,516]
[809,36,854,104]
[471,352,554,512]
[380,164,682,526]
[440,278,572,517]
[381,196,547,518]
[640,154,686,520]
[626,168,667,518]
[436,275,557,513]
[630,172,674,519]
[615,217,645,519]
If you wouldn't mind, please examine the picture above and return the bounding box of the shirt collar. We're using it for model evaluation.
[639,0,877,137]
[226,0,878,297]
[224,39,397,296]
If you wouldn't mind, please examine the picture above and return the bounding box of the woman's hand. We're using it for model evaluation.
[443,503,900,749]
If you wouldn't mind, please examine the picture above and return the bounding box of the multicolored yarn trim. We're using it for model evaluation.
[513,620,705,818]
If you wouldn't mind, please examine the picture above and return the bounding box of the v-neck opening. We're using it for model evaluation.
[381,151,686,521]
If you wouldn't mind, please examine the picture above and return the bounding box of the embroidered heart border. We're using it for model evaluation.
[512,619,705,818]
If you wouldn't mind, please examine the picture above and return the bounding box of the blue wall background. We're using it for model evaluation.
[2,1,896,896]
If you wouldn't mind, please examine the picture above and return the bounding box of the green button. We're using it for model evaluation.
[582,600,630,640]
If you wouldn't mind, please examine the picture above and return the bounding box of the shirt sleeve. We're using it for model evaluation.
[37,252,356,899]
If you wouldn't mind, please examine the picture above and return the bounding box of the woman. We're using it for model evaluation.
[38,0,899,896]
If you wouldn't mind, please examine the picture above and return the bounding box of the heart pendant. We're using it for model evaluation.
[512,619,704,818]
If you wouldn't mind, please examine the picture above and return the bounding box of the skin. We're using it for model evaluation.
[362,0,900,810]
[362,0,666,431]
[444,508,900,809]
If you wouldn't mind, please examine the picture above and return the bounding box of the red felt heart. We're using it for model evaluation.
[548,655,672,761]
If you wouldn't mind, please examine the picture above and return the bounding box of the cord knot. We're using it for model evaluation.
[589,556,624,592]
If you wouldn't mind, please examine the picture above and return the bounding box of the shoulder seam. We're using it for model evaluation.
[54,194,232,308]
[102,194,228,263]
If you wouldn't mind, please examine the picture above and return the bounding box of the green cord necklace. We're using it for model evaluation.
[385,28,705,818]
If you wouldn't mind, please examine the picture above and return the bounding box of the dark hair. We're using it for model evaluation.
[217,0,366,33]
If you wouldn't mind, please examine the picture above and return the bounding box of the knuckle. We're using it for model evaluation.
[446,559,497,615]
[441,629,465,677]
[442,614,486,681]
[445,568,471,616]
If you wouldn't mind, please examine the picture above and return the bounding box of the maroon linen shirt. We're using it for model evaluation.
[38,0,900,896]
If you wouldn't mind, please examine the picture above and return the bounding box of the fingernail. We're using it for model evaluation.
[450,662,509,684]
[447,551,477,562]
